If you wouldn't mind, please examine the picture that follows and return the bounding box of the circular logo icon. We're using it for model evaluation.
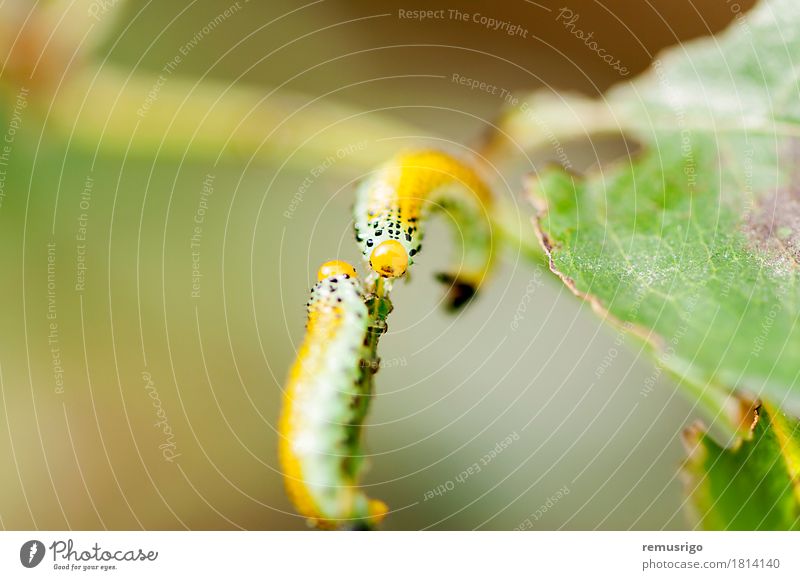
[20,540,45,568]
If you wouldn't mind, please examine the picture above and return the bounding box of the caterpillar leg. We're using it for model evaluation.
[278,260,388,529]
[354,149,494,310]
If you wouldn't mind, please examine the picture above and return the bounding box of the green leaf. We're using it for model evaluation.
[683,402,800,530]
[524,0,800,433]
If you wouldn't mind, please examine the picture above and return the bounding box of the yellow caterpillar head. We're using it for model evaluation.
[369,240,409,278]
[316,260,358,281]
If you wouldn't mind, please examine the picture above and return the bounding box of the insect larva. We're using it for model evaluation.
[278,260,388,530]
[354,149,494,309]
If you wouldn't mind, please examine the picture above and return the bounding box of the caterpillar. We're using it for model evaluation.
[278,260,388,530]
[354,149,494,309]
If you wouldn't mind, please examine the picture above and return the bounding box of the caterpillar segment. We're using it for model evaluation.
[278,260,388,530]
[354,149,495,310]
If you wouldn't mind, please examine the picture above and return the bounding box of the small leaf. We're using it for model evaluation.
[683,401,800,530]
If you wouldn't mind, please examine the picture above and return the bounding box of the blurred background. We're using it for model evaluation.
[0,0,755,530]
